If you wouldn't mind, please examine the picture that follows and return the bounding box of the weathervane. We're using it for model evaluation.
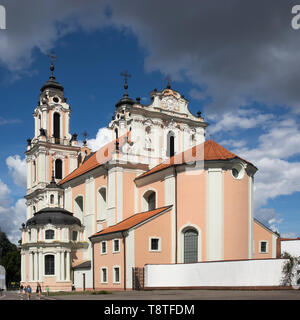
[120,70,131,95]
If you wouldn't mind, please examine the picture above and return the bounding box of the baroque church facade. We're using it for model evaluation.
[20,64,278,291]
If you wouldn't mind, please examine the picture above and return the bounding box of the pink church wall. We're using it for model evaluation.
[94,174,108,232]
[253,220,275,259]
[224,170,249,260]
[177,169,206,261]
[134,209,172,267]
[138,179,165,212]
[122,171,136,219]
[93,238,124,290]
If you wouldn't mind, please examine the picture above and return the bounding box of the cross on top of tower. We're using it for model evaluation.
[165,75,172,89]
[47,51,58,77]
[82,130,89,145]
[120,70,131,95]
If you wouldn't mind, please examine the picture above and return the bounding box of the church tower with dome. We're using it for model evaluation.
[20,60,88,291]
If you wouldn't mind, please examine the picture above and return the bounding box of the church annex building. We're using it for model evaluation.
[20,63,280,291]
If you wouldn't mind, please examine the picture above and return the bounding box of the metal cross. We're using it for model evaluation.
[165,75,172,88]
[82,130,89,145]
[120,70,131,84]
[47,51,57,65]
[47,51,58,76]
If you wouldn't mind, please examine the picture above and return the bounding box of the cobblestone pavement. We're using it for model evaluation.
[1,289,300,300]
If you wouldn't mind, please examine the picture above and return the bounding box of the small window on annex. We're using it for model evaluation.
[45,229,55,240]
[101,241,107,254]
[113,239,120,253]
[260,241,268,253]
[101,267,108,283]
[150,238,160,251]
[113,267,120,283]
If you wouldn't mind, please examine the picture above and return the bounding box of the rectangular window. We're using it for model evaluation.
[113,239,120,253]
[113,267,120,283]
[100,241,107,254]
[101,267,108,283]
[260,241,268,253]
[149,237,161,252]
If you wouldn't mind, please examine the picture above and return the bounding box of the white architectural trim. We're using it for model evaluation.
[248,175,254,259]
[205,168,224,261]
[126,230,135,289]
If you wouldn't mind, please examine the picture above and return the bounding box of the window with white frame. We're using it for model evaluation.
[259,241,268,253]
[149,237,161,252]
[113,266,120,283]
[101,267,108,283]
[100,241,107,254]
[113,239,120,253]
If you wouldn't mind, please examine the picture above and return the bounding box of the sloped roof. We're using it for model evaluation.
[136,139,255,179]
[59,134,128,185]
[90,205,172,238]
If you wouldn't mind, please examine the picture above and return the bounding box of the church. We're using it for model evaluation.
[20,62,279,292]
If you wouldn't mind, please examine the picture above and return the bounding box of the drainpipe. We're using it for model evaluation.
[92,238,95,290]
[122,232,126,291]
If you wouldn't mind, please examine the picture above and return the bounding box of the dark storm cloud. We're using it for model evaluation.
[1,0,300,112]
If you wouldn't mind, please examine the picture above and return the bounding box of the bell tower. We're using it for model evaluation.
[25,57,81,220]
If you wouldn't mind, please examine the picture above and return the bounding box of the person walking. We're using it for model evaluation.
[26,285,32,300]
[36,283,42,299]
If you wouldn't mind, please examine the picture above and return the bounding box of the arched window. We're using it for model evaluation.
[115,128,119,140]
[143,190,156,211]
[55,159,63,179]
[45,255,55,275]
[50,194,54,204]
[183,229,198,263]
[74,196,84,221]
[53,112,60,142]
[97,188,107,220]
[167,131,175,157]
[45,229,55,240]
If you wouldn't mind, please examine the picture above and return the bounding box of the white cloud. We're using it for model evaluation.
[86,127,112,152]
[207,107,275,135]
[255,208,283,233]
[6,155,27,188]
[0,179,26,244]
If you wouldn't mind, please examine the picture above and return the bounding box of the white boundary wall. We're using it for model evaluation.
[145,259,288,288]
[281,239,300,257]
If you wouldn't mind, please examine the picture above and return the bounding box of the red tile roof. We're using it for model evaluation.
[90,205,172,238]
[136,139,254,179]
[59,134,128,185]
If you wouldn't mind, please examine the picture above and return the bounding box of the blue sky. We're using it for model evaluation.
[0,1,300,243]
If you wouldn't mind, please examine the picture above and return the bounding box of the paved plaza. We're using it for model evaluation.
[1,289,300,300]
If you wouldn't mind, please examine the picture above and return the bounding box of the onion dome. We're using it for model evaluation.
[40,62,64,93]
[26,207,81,227]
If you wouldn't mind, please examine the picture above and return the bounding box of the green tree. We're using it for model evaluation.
[0,228,21,288]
